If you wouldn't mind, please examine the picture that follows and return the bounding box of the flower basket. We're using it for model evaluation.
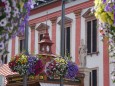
[45,57,78,80]
[9,54,44,76]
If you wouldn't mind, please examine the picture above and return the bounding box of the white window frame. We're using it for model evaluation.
[18,36,25,53]
[65,25,71,56]
[85,16,99,55]
[89,67,99,86]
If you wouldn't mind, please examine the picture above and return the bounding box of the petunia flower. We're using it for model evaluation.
[5,1,10,6]
[4,6,11,13]
[0,18,7,26]
[0,42,4,50]
[6,13,11,18]
[12,0,16,7]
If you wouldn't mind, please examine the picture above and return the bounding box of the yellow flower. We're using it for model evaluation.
[18,54,27,64]
[99,12,108,23]
[20,1,24,9]
[107,18,113,25]
[94,0,102,7]
[96,7,103,14]
[55,58,60,62]
[60,58,65,63]
[107,12,114,20]
[95,12,99,18]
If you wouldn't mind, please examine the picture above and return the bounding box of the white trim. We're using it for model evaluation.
[35,30,38,54]
[28,27,31,54]
[29,0,89,20]
[89,67,99,86]
[15,36,18,55]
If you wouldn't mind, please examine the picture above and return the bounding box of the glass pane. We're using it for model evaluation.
[5,55,7,64]
[92,20,97,52]
[92,70,97,86]
[87,21,91,53]
[66,27,70,55]
[89,72,91,86]
[20,39,24,53]
[40,34,43,41]
[20,40,23,52]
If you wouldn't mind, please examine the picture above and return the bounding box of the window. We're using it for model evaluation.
[82,8,98,55]
[89,69,98,86]
[40,34,43,41]
[87,19,97,54]
[1,55,7,64]
[19,39,24,53]
[58,16,72,56]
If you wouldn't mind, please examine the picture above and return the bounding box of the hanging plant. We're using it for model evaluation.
[9,54,44,76]
[93,0,115,82]
[0,0,32,55]
[45,56,78,80]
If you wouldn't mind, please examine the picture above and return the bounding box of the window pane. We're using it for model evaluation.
[92,20,97,52]
[20,40,23,52]
[40,34,43,41]
[87,21,91,53]
[66,27,70,55]
[89,72,91,86]
[5,55,7,64]
[1,55,3,63]
[20,39,24,53]
[92,70,97,86]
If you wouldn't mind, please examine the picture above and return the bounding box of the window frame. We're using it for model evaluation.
[58,16,72,56]
[85,16,99,55]
[64,26,71,56]
[89,67,99,86]
[18,36,25,53]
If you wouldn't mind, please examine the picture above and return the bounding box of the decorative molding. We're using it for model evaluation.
[29,0,94,25]
[50,17,57,24]
[17,33,24,38]
[82,8,95,19]
[36,23,49,31]
[30,23,36,29]
[74,9,82,18]
[58,16,73,26]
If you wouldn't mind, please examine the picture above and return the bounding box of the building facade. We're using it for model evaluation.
[6,0,115,86]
